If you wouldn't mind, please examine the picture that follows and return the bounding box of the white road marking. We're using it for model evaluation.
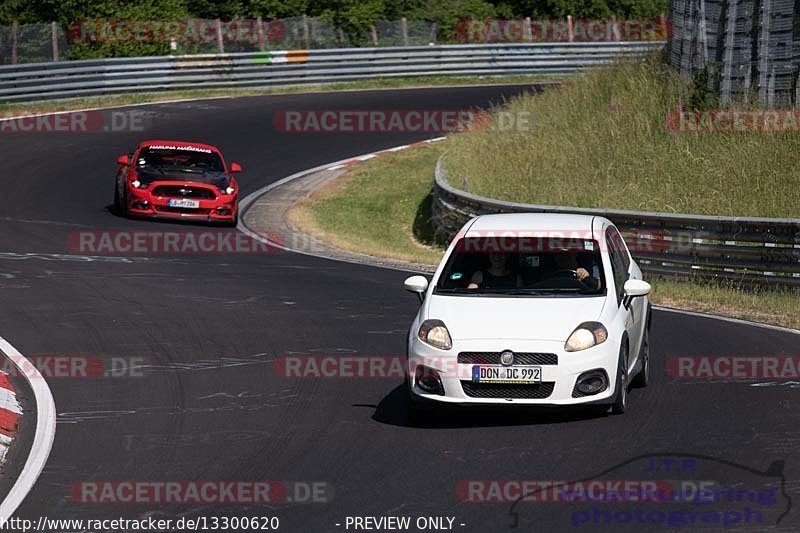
[0,336,57,523]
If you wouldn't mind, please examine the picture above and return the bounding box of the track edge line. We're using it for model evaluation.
[0,336,57,523]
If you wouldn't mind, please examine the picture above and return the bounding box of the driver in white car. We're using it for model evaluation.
[553,252,601,290]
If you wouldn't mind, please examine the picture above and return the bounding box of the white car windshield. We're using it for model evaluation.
[435,236,606,295]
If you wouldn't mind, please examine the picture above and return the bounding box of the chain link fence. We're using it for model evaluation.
[0,18,442,65]
[668,0,800,107]
[0,23,67,64]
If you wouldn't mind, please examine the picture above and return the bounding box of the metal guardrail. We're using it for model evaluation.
[0,42,663,102]
[432,157,800,288]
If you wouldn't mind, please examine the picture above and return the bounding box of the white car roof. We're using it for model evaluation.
[466,213,607,233]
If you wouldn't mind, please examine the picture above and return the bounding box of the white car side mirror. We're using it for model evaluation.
[623,279,651,297]
[404,275,429,294]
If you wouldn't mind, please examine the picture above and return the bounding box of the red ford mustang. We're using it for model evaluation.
[114,140,242,226]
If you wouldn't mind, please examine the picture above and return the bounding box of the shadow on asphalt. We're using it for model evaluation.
[369,385,613,428]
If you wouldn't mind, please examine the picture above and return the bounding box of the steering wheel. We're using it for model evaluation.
[550,269,578,279]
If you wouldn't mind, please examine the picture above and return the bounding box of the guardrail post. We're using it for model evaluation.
[567,16,574,42]
[50,21,59,62]
[429,22,437,45]
[402,17,409,46]
[257,16,265,51]
[215,18,224,54]
[524,17,532,42]
[11,21,18,65]
[302,15,310,48]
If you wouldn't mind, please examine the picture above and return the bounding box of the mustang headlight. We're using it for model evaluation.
[131,179,147,189]
[223,186,235,195]
[417,319,452,350]
[565,322,608,352]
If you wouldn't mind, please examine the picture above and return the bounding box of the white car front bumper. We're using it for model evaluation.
[407,337,620,406]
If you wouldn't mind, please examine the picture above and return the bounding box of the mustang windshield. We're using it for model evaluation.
[137,146,224,173]
[435,236,606,296]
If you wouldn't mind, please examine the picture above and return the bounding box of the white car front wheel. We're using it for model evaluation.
[611,345,628,415]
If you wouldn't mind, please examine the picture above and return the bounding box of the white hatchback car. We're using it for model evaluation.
[404,213,652,416]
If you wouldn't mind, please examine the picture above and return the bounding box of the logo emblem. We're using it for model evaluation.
[500,350,514,366]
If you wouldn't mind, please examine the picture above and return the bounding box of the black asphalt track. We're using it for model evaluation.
[0,85,798,532]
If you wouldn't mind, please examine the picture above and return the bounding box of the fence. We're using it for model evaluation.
[667,0,800,107]
[0,17,667,65]
[0,41,663,102]
[0,18,440,65]
[432,157,800,288]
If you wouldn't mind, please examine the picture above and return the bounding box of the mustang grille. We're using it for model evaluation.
[155,206,212,215]
[152,185,216,199]
[458,352,558,365]
[460,381,555,399]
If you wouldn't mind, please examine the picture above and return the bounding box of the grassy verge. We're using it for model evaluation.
[444,57,800,218]
[289,144,446,265]
[291,141,800,331]
[0,74,553,114]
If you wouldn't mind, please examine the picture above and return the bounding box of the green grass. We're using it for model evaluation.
[0,75,553,114]
[293,141,800,330]
[444,57,800,218]
[650,281,799,330]
[290,144,447,266]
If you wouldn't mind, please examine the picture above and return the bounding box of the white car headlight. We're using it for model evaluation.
[565,322,608,352]
[418,319,452,350]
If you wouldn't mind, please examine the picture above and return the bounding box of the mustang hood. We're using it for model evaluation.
[426,295,607,341]
[136,167,231,188]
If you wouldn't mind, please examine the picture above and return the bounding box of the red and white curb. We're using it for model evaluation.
[0,337,57,523]
[0,372,21,463]
[238,137,446,273]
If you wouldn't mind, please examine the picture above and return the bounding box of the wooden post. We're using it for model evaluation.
[429,21,437,45]
[524,17,532,42]
[370,24,378,46]
[567,15,574,42]
[51,21,59,62]
[257,16,265,51]
[401,17,409,46]
[301,14,310,48]
[659,12,668,40]
[215,18,224,54]
[11,21,18,65]
[337,27,345,46]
